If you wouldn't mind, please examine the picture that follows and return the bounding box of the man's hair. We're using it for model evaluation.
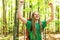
[28,11,43,35]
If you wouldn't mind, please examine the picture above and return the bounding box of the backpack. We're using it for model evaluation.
[26,29,29,40]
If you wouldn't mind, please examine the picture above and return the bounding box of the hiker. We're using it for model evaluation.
[18,0,54,40]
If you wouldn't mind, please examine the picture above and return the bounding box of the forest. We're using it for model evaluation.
[0,0,60,40]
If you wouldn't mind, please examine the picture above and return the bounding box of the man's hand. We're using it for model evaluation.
[19,0,24,5]
[49,3,53,8]
[18,0,27,24]
[46,2,54,24]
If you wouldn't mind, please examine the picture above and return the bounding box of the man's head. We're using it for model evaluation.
[32,11,40,20]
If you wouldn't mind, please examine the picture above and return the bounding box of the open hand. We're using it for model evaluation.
[49,3,53,7]
[19,0,24,5]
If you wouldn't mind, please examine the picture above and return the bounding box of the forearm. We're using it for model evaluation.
[50,5,54,19]
[17,1,23,19]
[46,3,54,24]
[17,0,27,24]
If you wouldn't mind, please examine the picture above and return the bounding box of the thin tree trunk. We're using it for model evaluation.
[2,0,7,37]
[22,1,25,40]
[57,6,59,33]
[22,0,25,34]
[38,0,39,12]
[29,0,32,18]
[13,0,19,40]
[23,6,25,40]
[26,1,32,40]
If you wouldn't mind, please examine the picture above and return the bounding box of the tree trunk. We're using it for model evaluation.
[13,0,19,40]
[26,0,32,40]
[2,0,7,37]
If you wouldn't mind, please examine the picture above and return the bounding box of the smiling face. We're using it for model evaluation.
[32,11,40,20]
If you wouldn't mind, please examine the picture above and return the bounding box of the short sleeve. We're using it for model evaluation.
[26,20,31,32]
[42,20,46,29]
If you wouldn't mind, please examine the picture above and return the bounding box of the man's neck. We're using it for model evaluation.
[35,20,38,23]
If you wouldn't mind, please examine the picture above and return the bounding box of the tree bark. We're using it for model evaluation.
[2,0,7,37]
[13,0,19,40]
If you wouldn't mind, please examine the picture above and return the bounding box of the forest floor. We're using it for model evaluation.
[0,34,60,40]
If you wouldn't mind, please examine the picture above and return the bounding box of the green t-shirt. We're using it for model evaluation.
[26,20,46,40]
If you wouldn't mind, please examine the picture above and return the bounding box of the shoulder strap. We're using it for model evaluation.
[26,29,29,40]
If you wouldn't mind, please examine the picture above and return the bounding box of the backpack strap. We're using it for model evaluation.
[26,29,29,40]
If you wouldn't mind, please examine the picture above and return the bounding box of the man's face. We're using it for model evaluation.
[34,12,40,20]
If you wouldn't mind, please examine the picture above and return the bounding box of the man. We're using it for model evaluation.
[18,0,54,40]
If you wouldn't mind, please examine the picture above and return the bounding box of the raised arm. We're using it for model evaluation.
[17,0,27,24]
[46,3,54,24]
